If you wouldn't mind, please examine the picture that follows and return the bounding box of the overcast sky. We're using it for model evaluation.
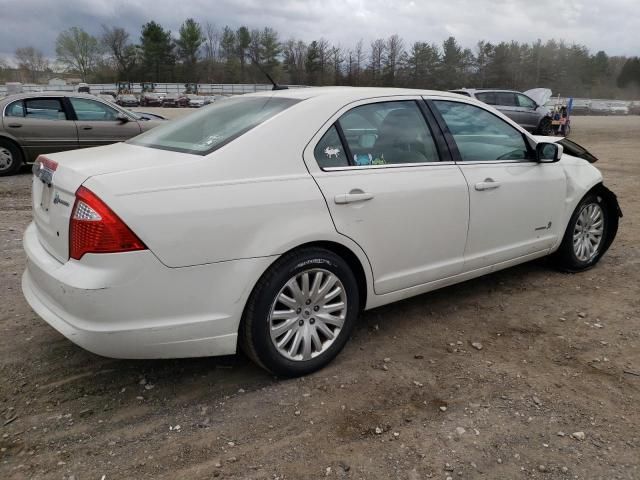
[0,0,638,62]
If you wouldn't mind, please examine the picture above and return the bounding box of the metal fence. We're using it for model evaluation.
[0,82,309,96]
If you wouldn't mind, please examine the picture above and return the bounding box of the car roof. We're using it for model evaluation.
[452,88,520,94]
[245,86,465,102]
[0,91,104,104]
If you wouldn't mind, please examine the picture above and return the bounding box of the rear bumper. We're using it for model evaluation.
[22,222,275,359]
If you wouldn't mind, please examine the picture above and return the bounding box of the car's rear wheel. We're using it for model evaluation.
[0,139,23,177]
[241,248,360,377]
[553,192,610,272]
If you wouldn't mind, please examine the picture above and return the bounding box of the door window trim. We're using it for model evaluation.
[424,98,536,164]
[314,99,451,172]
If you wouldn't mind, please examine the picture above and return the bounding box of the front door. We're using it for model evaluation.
[68,97,142,148]
[430,99,566,271]
[515,93,540,130]
[305,98,470,295]
[2,97,78,162]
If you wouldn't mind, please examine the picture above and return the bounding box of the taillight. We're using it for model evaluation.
[69,186,146,260]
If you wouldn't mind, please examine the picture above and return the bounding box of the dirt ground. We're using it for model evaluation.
[1,116,639,480]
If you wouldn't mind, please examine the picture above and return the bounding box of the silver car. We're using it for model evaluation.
[451,88,553,135]
[0,92,164,176]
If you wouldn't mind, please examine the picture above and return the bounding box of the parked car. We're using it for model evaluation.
[161,93,189,108]
[0,92,164,175]
[451,88,553,134]
[21,88,620,377]
[140,92,162,107]
[630,101,640,115]
[186,94,206,108]
[116,94,139,107]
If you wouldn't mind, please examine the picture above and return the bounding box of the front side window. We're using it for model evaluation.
[517,94,537,109]
[70,98,119,121]
[24,98,66,121]
[433,100,531,161]
[5,100,25,117]
[337,101,439,166]
[129,96,299,155]
[315,125,348,169]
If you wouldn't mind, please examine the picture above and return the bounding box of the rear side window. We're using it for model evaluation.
[24,98,66,120]
[129,96,299,155]
[5,100,24,117]
[433,100,531,162]
[315,126,349,169]
[494,92,517,106]
[475,92,496,105]
[337,101,440,166]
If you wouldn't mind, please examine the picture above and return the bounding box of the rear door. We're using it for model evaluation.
[2,97,78,161]
[429,99,566,271]
[68,97,142,148]
[304,97,470,295]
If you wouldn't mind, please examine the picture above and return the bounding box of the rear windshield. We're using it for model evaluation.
[128,96,300,155]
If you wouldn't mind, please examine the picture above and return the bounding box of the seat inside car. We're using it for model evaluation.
[373,108,438,163]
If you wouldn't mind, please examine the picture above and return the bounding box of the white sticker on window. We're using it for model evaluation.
[324,146,341,159]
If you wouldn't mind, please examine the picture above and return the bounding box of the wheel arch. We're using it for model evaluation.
[586,182,621,254]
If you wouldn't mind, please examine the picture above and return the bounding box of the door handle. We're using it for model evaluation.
[334,190,375,204]
[474,178,501,191]
[81,126,93,130]
[7,123,22,128]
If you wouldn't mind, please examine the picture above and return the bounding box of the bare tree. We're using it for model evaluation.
[369,38,386,85]
[101,26,136,79]
[56,27,101,81]
[384,34,404,86]
[15,47,49,83]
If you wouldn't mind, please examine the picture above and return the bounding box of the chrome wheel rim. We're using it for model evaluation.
[0,147,13,171]
[573,202,604,262]
[269,268,347,362]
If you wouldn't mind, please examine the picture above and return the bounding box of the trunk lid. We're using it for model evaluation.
[31,143,198,262]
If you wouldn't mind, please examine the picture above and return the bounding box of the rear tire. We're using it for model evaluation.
[240,248,360,377]
[0,139,23,177]
[552,192,611,272]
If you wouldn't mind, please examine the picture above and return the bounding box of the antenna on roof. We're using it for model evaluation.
[251,59,288,90]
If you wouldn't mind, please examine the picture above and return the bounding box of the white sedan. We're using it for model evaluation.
[22,87,621,376]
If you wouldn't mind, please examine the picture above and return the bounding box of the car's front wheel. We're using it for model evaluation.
[537,117,553,136]
[553,192,612,272]
[241,248,360,377]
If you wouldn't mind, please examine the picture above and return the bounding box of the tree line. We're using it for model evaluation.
[2,19,640,99]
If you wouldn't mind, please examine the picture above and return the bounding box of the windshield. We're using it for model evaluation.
[128,96,300,155]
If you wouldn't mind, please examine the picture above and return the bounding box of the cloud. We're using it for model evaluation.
[0,0,638,63]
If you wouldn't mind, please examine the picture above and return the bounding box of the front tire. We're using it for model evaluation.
[240,248,360,377]
[552,192,611,272]
[537,117,553,136]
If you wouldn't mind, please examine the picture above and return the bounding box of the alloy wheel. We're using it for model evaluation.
[573,202,604,262]
[0,147,13,172]
[268,268,347,361]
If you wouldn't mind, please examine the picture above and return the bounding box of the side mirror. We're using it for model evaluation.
[116,113,129,123]
[536,142,563,163]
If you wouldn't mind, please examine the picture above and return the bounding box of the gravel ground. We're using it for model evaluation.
[0,116,639,480]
